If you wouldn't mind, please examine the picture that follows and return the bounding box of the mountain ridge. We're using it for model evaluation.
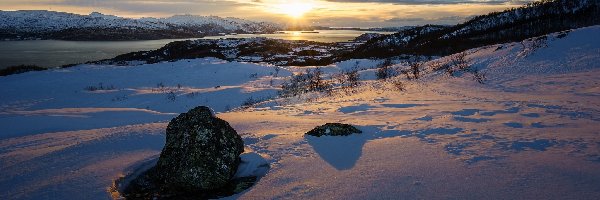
[348,0,600,58]
[0,10,281,41]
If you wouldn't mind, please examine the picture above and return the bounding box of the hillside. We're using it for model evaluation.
[0,11,281,40]
[0,25,599,199]
[349,0,600,58]
[94,38,354,66]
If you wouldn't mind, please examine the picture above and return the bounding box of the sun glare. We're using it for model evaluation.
[274,2,314,18]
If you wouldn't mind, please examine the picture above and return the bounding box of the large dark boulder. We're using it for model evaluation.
[306,123,362,137]
[155,106,244,191]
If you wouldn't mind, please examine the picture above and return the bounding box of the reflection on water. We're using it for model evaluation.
[204,30,391,43]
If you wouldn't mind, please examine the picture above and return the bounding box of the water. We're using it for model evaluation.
[0,30,392,69]
[203,30,392,43]
[0,38,199,69]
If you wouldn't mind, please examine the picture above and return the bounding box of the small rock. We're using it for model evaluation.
[306,123,362,137]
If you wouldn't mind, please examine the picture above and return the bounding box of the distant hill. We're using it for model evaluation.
[348,0,600,58]
[0,10,281,41]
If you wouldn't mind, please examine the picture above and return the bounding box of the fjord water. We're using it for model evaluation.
[0,38,199,69]
[0,30,390,69]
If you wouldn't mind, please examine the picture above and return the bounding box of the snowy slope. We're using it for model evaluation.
[223,26,600,199]
[0,26,599,199]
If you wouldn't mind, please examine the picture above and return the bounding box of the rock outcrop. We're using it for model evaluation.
[155,106,244,191]
[306,123,362,137]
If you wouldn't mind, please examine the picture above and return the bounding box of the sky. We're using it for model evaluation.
[0,0,535,27]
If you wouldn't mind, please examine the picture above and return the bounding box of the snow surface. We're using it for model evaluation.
[0,58,290,138]
[1,26,600,199]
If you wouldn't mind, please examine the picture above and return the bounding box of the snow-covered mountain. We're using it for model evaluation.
[141,15,280,33]
[0,10,281,40]
[0,11,166,32]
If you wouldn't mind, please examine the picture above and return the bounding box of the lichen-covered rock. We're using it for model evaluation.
[155,106,244,191]
[306,123,362,137]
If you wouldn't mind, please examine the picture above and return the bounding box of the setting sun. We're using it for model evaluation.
[273,2,314,18]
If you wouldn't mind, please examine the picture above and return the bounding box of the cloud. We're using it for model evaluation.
[1,0,254,17]
[324,0,534,5]
[384,15,466,22]
[49,0,250,15]
[0,0,533,27]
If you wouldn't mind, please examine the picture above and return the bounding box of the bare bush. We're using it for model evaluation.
[153,82,167,93]
[472,69,487,84]
[376,59,396,80]
[443,52,472,76]
[332,67,362,94]
[346,68,360,88]
[407,58,423,80]
[446,52,487,84]
[241,96,271,108]
[308,67,327,91]
[450,52,470,72]
[429,59,450,73]
[332,72,347,86]
[280,71,307,97]
[400,69,412,80]
[390,79,406,92]
[279,67,332,97]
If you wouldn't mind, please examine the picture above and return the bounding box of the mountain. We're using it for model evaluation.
[143,15,280,33]
[0,10,281,41]
[349,0,600,58]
